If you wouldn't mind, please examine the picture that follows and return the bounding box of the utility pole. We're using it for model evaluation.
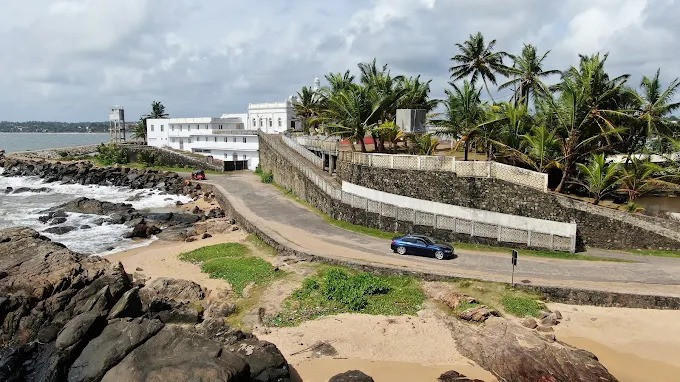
[511,249,518,287]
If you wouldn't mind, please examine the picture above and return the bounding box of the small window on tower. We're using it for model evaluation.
[150,125,154,132]
[243,137,247,143]
[290,120,295,128]
[269,119,272,127]
[278,118,282,127]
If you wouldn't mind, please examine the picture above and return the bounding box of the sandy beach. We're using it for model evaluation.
[105,231,680,382]
[549,303,680,382]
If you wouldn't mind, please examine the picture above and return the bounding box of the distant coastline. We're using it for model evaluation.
[0,132,110,153]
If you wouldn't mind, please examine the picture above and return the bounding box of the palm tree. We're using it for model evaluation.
[293,86,323,134]
[396,76,439,112]
[576,153,620,205]
[521,125,561,172]
[546,54,631,192]
[431,80,487,160]
[499,44,560,107]
[149,101,168,119]
[619,156,678,201]
[319,84,391,152]
[373,121,405,152]
[324,71,355,94]
[408,133,440,155]
[449,32,510,101]
[132,118,147,142]
[634,69,680,146]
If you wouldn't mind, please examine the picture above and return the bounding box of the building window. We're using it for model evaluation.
[252,118,256,128]
[219,125,223,129]
[179,125,182,132]
[243,137,247,143]
[171,125,175,131]
[259,118,263,127]
[233,137,236,142]
[269,119,272,127]
[160,125,164,132]
[224,137,227,142]
[243,154,246,160]
[278,118,282,127]
[290,120,295,128]
[150,125,154,132]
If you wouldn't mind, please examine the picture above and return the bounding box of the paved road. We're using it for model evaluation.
[208,172,680,297]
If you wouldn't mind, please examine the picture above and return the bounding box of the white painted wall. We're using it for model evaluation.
[247,101,299,133]
[342,181,577,237]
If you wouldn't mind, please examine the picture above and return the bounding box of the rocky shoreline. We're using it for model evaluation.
[2,158,190,196]
[0,227,289,381]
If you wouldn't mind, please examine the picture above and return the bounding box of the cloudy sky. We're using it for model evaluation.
[1,0,679,121]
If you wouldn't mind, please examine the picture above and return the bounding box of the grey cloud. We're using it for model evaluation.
[0,0,678,121]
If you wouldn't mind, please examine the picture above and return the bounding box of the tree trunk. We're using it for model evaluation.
[360,137,367,153]
[555,162,571,193]
[464,140,469,161]
[483,77,495,103]
[593,196,601,205]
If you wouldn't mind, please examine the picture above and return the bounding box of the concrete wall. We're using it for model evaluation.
[123,146,224,172]
[337,161,680,251]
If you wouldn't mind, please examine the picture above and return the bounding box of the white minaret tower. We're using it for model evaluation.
[312,76,320,91]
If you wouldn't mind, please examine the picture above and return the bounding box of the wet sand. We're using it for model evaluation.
[549,303,680,382]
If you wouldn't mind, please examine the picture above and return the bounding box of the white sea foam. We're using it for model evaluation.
[0,172,191,255]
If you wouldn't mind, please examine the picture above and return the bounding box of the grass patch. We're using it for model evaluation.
[628,249,680,258]
[179,243,250,262]
[246,234,278,257]
[453,242,632,262]
[254,166,273,183]
[179,243,280,296]
[268,266,424,327]
[500,295,544,317]
[455,279,545,318]
[201,256,279,296]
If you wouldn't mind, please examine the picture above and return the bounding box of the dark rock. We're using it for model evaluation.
[50,197,136,217]
[79,225,91,230]
[67,318,164,382]
[541,314,559,326]
[329,370,374,382]
[202,233,212,239]
[55,311,107,353]
[228,337,290,382]
[140,277,206,303]
[108,287,143,319]
[100,326,250,382]
[185,236,198,242]
[205,302,237,318]
[43,226,77,235]
[127,219,150,239]
[438,370,484,382]
[49,217,68,225]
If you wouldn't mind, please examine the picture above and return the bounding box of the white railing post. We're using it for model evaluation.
[550,234,555,250]
[417,156,422,170]
[527,230,532,248]
[487,161,492,178]
[390,156,394,169]
[369,154,373,167]
[452,157,457,173]
[497,225,502,242]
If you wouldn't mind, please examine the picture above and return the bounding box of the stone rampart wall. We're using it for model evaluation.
[336,162,680,250]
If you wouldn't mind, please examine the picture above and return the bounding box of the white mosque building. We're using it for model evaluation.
[145,78,320,170]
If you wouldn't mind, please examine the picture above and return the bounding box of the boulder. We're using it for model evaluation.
[541,314,559,326]
[67,318,164,382]
[50,197,136,217]
[457,306,499,323]
[450,317,617,382]
[140,278,206,304]
[108,287,143,319]
[329,370,375,382]
[228,338,290,382]
[521,317,538,329]
[100,326,250,382]
[438,370,484,382]
[43,226,77,235]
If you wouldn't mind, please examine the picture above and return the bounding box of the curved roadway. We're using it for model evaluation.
[208,172,680,297]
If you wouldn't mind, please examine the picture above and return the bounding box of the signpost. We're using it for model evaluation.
[511,249,518,286]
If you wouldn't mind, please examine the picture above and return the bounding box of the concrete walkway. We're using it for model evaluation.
[207,172,680,297]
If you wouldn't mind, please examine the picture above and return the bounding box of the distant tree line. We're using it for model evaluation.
[0,121,109,133]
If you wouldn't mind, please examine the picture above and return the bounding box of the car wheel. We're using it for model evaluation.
[396,246,407,255]
[434,250,445,260]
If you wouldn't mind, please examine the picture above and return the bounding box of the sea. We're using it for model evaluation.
[0,132,110,153]
[0,132,191,255]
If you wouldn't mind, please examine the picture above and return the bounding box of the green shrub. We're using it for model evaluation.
[138,150,157,166]
[96,143,129,165]
[255,165,273,183]
[269,267,423,327]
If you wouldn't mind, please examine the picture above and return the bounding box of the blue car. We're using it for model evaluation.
[390,234,455,260]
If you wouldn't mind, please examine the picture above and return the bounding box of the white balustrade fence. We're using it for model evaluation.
[261,133,575,252]
[340,151,549,192]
